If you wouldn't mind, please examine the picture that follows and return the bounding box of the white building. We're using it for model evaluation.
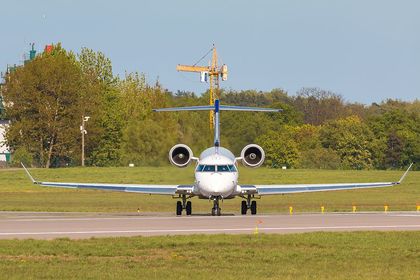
[0,120,10,163]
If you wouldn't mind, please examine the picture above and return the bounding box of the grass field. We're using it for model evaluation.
[0,232,419,279]
[0,166,419,213]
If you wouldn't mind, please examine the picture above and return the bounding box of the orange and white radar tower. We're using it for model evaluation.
[176,45,228,129]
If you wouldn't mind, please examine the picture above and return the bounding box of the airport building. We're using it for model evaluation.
[0,119,10,164]
[0,67,10,165]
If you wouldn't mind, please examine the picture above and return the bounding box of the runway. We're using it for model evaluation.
[0,211,419,239]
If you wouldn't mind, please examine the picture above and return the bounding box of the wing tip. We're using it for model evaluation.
[21,162,37,184]
[397,162,414,184]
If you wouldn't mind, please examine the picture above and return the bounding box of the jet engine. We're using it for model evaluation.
[169,144,193,168]
[240,144,265,168]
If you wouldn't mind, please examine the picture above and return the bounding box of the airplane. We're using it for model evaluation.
[22,99,413,216]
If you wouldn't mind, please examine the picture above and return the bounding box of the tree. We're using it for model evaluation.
[2,44,99,167]
[121,119,178,166]
[367,106,420,169]
[294,88,346,125]
[78,48,123,166]
[299,147,341,169]
[0,95,5,119]
[285,124,341,169]
[320,116,375,169]
[256,130,300,168]
[119,73,179,165]
[384,131,404,168]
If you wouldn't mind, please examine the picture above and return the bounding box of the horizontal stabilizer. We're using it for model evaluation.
[153,103,282,113]
[153,106,214,112]
[219,105,282,112]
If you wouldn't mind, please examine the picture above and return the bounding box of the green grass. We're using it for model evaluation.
[0,232,419,279]
[0,166,419,213]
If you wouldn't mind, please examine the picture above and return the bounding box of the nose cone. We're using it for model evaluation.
[197,173,236,197]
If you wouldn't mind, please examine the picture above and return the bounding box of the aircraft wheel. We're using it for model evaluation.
[241,201,247,215]
[176,201,183,216]
[186,201,192,215]
[251,201,257,215]
[211,208,216,216]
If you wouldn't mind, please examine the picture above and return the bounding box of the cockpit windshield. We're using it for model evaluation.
[203,165,215,172]
[196,164,237,172]
[217,165,230,172]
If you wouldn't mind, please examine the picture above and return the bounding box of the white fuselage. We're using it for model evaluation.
[194,147,239,198]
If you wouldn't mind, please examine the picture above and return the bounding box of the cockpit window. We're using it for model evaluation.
[197,164,237,172]
[203,165,216,172]
[217,165,230,172]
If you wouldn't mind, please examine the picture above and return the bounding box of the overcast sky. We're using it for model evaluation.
[1,0,419,104]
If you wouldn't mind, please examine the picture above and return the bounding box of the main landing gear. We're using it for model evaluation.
[176,194,192,216]
[241,195,257,215]
[211,196,222,216]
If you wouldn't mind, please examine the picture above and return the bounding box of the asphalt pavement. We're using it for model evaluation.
[0,211,419,239]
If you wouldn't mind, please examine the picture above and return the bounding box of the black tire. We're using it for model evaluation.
[217,208,221,216]
[186,201,192,215]
[176,201,183,216]
[251,201,257,215]
[241,201,247,215]
[211,208,216,216]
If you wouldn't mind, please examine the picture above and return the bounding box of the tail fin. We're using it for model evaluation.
[153,100,282,147]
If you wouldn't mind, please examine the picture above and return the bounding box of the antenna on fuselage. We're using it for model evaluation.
[153,101,282,147]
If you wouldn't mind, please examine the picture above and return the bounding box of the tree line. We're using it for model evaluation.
[1,44,419,170]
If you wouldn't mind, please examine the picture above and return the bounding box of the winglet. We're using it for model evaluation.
[21,162,37,184]
[397,163,414,184]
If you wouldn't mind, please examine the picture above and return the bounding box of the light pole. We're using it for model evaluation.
[80,116,90,166]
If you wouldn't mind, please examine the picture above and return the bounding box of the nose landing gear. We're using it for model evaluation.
[176,194,192,216]
[241,195,257,215]
[211,196,222,216]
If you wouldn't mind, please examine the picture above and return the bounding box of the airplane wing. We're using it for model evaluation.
[240,163,413,195]
[21,163,194,195]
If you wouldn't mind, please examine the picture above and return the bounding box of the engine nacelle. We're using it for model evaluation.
[169,144,193,168]
[240,144,265,168]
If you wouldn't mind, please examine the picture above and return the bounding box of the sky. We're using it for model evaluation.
[1,0,419,104]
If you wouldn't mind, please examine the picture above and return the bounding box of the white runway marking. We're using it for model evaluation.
[0,215,271,222]
[3,212,418,222]
[1,224,420,236]
[389,214,420,217]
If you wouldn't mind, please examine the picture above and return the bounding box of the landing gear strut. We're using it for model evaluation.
[176,194,192,216]
[211,196,222,216]
[241,195,257,215]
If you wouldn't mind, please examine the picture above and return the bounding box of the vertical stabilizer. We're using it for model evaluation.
[153,100,281,148]
[214,100,220,147]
